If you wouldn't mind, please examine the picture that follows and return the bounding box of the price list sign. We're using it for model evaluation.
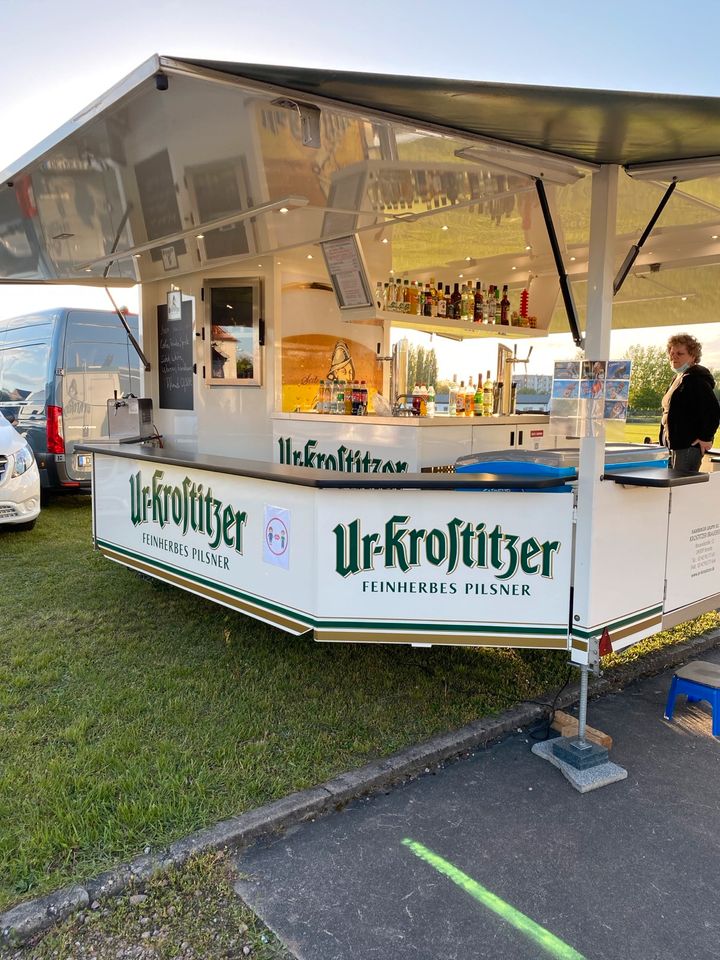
[320,235,374,310]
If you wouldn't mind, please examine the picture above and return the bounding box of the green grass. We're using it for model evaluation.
[1,497,717,912]
[5,852,291,959]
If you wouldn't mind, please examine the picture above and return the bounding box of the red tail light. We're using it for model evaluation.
[47,405,65,454]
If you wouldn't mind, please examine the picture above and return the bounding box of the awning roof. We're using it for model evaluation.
[4,54,720,335]
[178,58,720,168]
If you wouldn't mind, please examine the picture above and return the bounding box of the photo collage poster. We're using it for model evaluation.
[550,359,632,436]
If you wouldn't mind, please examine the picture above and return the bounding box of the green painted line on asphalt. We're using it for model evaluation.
[402,838,586,960]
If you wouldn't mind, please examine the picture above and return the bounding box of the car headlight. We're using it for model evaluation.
[11,443,34,477]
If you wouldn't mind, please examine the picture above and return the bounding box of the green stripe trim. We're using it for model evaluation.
[97,538,567,640]
[97,538,314,627]
[571,604,663,639]
[402,839,586,960]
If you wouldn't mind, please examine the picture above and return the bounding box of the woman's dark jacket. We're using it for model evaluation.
[660,364,720,449]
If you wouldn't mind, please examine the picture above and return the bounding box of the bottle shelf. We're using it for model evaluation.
[375,310,547,339]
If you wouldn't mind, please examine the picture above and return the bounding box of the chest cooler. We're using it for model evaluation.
[455,443,669,488]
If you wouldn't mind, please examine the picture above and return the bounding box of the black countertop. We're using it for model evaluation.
[76,442,572,491]
[602,468,709,487]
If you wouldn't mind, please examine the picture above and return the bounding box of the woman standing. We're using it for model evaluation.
[660,333,720,472]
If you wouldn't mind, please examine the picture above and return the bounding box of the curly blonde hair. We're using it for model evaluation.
[667,333,702,362]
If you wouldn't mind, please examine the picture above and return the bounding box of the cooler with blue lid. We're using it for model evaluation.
[455,443,668,490]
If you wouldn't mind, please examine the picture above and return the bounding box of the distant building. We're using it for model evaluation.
[513,373,551,412]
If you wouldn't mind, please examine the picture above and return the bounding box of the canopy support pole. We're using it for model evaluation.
[613,180,677,294]
[555,165,621,777]
[535,179,583,348]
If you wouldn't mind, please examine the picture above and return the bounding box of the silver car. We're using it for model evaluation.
[0,414,41,530]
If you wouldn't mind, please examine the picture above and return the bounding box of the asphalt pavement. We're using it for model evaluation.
[234,648,720,960]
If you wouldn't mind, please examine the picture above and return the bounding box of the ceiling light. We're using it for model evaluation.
[381,238,388,244]
[465,256,471,262]
[279,207,289,214]
[458,273,464,278]
[713,235,719,240]
[441,225,448,231]
[307,254,313,259]
[681,296,688,301]
[196,233,204,239]
[511,266,517,270]
[569,256,576,262]
[525,245,532,251]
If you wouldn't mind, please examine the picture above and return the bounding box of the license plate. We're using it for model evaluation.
[77,454,92,467]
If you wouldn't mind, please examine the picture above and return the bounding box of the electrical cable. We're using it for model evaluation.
[526,665,574,741]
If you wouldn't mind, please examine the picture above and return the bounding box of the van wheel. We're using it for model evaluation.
[13,519,36,532]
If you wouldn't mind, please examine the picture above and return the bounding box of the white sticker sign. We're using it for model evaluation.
[264,505,290,569]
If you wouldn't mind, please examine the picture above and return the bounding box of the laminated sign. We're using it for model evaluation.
[264,505,290,569]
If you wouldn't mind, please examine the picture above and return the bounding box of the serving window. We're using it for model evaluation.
[204,279,263,386]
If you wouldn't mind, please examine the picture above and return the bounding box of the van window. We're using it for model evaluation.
[0,342,51,412]
[64,314,141,397]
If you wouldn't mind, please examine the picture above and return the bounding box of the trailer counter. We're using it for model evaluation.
[79,442,720,660]
[79,441,576,648]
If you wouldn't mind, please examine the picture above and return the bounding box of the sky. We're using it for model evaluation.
[2,0,720,376]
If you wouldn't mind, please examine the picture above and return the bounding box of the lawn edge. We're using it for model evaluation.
[4,624,720,948]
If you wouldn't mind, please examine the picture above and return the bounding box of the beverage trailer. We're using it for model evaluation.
[3,55,720,773]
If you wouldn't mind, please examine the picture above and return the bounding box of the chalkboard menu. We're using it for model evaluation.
[135,150,187,264]
[158,300,194,410]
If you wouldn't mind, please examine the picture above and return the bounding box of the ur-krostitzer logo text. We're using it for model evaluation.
[333,514,561,581]
[130,470,247,552]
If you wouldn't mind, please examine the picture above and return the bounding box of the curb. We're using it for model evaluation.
[3,625,720,947]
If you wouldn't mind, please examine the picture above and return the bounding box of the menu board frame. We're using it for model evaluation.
[320,234,374,311]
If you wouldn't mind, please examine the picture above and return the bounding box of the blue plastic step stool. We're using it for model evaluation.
[664,661,720,736]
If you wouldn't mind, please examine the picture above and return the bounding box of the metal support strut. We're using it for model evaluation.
[613,180,677,294]
[535,178,583,348]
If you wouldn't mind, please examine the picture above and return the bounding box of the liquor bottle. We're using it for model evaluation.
[419,384,428,417]
[474,374,484,415]
[324,379,333,414]
[318,379,326,414]
[437,283,447,317]
[382,282,390,311]
[487,285,496,323]
[352,380,360,416]
[429,278,438,317]
[427,384,436,418]
[465,378,474,415]
[412,384,421,416]
[423,283,433,317]
[409,280,419,315]
[456,380,466,415]
[360,380,368,415]
[335,382,345,415]
[375,280,384,310]
[461,284,470,321]
[473,281,484,323]
[449,374,458,416]
[500,284,510,325]
[387,277,397,312]
[483,370,494,416]
[403,279,411,313]
[449,282,462,320]
[344,383,353,415]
